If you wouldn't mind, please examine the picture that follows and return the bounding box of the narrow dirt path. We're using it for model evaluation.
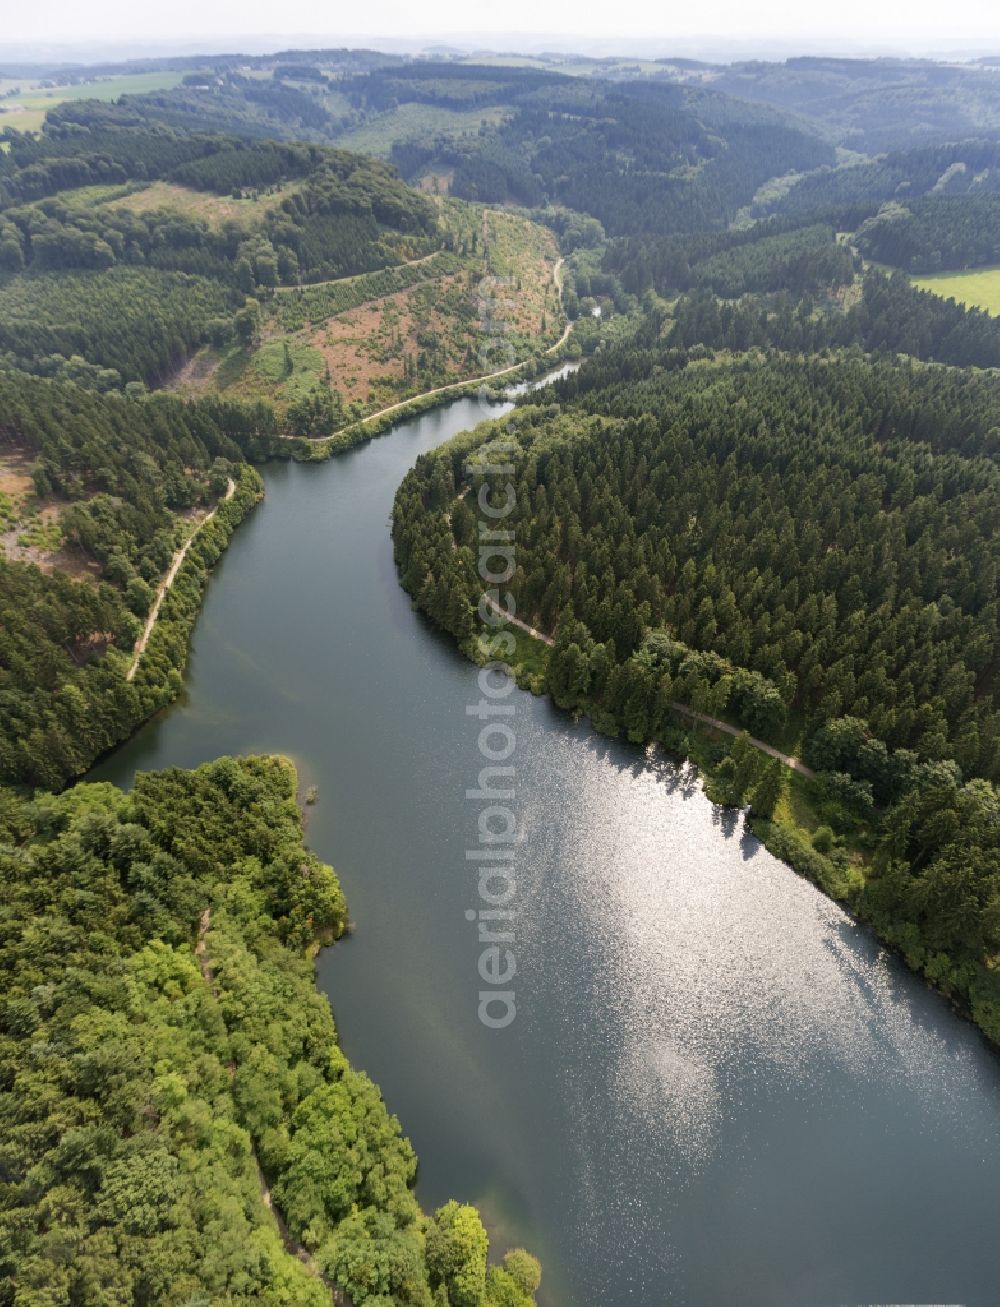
[477,595,813,776]
[665,703,815,777]
[271,248,442,295]
[126,477,235,681]
[484,596,556,647]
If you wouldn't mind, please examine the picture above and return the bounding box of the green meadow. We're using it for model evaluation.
[0,71,185,132]
[913,266,1000,317]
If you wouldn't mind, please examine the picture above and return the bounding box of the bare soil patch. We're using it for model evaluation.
[170,349,222,395]
[0,451,35,499]
[309,273,476,404]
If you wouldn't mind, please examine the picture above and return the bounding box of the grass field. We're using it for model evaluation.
[913,266,1000,316]
[104,179,303,228]
[0,72,185,133]
[334,103,511,158]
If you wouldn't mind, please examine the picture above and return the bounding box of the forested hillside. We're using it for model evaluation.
[0,754,541,1306]
[854,193,1000,273]
[710,58,1000,152]
[0,372,273,788]
[398,354,1000,769]
[0,119,439,396]
[0,107,562,424]
[180,201,563,430]
[752,136,1000,233]
[0,87,571,800]
[368,65,835,234]
[604,219,858,297]
[0,268,236,385]
[393,348,1000,1043]
[26,60,835,238]
[0,114,436,285]
[662,271,1000,369]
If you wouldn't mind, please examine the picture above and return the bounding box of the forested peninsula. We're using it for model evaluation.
[0,755,541,1305]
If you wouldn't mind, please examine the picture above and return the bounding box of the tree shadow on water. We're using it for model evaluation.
[740,822,762,861]
[710,803,743,841]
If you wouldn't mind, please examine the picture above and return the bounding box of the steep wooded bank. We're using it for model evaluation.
[0,372,274,788]
[393,351,1000,1044]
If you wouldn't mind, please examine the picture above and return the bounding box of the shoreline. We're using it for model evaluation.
[477,624,1000,1055]
[393,406,1000,1055]
[276,255,573,459]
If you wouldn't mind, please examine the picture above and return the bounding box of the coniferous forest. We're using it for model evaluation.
[394,346,1000,1045]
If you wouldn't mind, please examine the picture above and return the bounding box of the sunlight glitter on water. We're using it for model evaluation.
[517,733,994,1169]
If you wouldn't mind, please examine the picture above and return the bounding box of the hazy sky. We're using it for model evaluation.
[3,0,1000,51]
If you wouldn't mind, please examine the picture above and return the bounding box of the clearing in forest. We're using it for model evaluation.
[104,179,306,228]
[913,266,1000,317]
[174,203,564,428]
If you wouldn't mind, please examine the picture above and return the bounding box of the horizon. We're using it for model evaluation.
[4,34,1000,68]
[3,9,1000,65]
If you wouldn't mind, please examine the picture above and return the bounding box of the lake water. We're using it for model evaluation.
[90,389,1000,1307]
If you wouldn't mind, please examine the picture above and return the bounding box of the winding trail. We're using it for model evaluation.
[126,477,235,682]
[291,257,570,446]
[271,248,443,296]
[479,594,814,777]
